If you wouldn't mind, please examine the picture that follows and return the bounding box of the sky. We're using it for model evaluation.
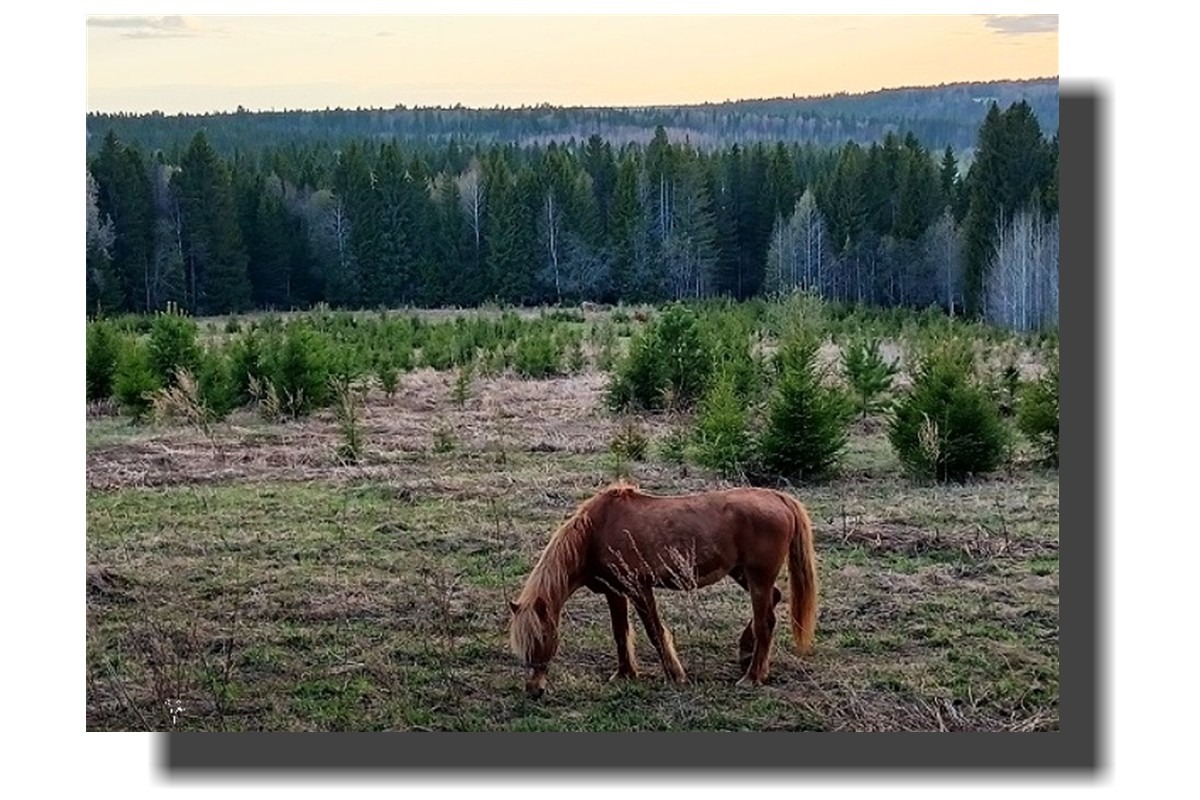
[85,12,1058,114]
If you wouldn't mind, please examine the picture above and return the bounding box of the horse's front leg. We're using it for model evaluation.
[630,587,687,684]
[604,591,640,681]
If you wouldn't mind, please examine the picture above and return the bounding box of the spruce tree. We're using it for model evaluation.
[888,339,1011,482]
[91,132,155,312]
[173,131,251,314]
[939,145,959,212]
[694,366,754,479]
[841,337,899,419]
[962,101,1053,318]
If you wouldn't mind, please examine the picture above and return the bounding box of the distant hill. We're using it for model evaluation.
[86,77,1058,157]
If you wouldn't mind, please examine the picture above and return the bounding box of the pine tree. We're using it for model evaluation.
[483,152,539,305]
[764,142,799,227]
[710,148,743,298]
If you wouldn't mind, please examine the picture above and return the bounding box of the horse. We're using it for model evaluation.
[508,481,819,698]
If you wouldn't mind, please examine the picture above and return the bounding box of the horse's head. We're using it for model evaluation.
[508,596,558,699]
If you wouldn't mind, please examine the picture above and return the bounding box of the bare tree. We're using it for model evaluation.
[659,159,716,300]
[985,208,1059,331]
[764,189,830,296]
[455,158,485,259]
[86,169,115,258]
[147,162,186,311]
[923,209,963,316]
[86,169,117,312]
[302,188,357,305]
[541,189,563,303]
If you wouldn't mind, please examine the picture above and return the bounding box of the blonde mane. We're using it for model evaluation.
[508,491,613,659]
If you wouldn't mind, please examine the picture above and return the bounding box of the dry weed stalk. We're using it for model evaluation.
[331,376,369,464]
[658,542,703,638]
[247,374,284,422]
[917,412,941,476]
[150,368,222,458]
[417,559,464,648]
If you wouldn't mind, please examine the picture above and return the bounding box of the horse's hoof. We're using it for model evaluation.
[735,675,763,688]
[665,667,688,685]
[609,670,638,682]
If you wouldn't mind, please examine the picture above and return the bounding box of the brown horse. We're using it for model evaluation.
[508,481,819,698]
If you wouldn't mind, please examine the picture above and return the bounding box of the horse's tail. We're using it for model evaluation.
[781,491,819,654]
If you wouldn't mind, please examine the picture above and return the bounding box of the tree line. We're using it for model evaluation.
[86,99,1059,330]
[85,78,1057,158]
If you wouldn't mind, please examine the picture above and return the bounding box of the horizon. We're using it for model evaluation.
[86,74,1060,118]
[86,14,1059,116]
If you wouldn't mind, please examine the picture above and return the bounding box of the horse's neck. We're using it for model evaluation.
[544,571,583,615]
[528,511,592,613]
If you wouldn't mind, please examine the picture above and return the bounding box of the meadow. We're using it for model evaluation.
[85,297,1059,732]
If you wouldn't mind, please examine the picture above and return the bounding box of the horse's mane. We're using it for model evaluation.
[606,478,641,499]
[510,484,634,658]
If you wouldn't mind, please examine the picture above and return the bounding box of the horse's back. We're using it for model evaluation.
[583,487,795,587]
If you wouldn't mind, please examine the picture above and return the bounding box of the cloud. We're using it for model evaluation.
[982,15,1059,36]
[86,15,212,39]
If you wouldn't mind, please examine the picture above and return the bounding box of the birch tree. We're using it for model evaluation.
[922,209,963,316]
[86,169,118,313]
[984,209,1059,331]
[540,188,564,302]
[764,189,829,295]
[455,158,485,261]
[148,160,187,311]
[661,157,717,300]
[304,188,357,307]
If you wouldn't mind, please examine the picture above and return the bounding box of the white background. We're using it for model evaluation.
[6,0,1192,796]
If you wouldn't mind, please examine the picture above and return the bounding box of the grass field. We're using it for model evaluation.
[86,321,1059,732]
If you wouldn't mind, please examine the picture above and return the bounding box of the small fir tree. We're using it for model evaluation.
[1017,358,1059,467]
[694,366,754,479]
[758,337,855,481]
[888,338,1011,482]
[841,337,899,419]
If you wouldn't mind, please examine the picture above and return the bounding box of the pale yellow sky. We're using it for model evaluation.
[85,14,1058,114]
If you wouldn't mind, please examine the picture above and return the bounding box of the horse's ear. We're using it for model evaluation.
[508,600,520,615]
[533,596,550,622]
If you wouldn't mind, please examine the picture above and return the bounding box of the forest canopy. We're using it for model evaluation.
[86,82,1059,332]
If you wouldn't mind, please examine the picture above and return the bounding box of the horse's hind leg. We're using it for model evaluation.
[630,588,687,684]
[604,591,639,681]
[737,575,780,687]
[729,567,782,673]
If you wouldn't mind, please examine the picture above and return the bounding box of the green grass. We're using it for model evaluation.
[87,455,1058,733]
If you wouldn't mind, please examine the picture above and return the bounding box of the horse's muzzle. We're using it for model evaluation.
[524,665,549,699]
